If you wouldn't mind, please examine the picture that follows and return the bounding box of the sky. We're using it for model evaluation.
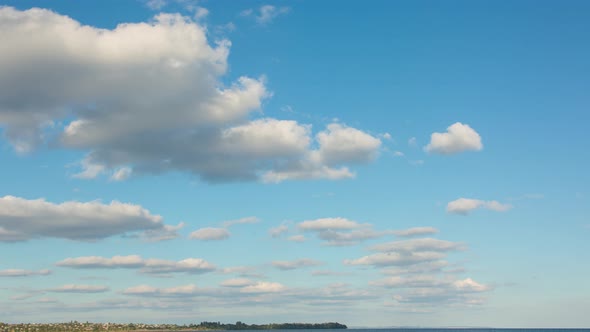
[0,0,589,328]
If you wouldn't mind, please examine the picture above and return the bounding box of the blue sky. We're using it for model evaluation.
[0,0,589,327]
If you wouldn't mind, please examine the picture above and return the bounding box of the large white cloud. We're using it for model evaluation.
[447,198,512,215]
[0,7,380,183]
[0,196,176,242]
[56,255,216,274]
[424,122,483,154]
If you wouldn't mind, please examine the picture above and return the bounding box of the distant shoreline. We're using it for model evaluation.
[0,322,348,332]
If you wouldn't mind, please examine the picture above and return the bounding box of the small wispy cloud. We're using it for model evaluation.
[0,269,51,277]
[272,258,322,270]
[241,5,290,25]
[447,198,512,215]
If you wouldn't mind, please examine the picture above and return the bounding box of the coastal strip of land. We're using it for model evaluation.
[0,321,347,332]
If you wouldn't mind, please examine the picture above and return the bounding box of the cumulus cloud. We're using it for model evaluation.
[124,284,204,297]
[0,196,175,242]
[368,238,465,253]
[269,225,289,238]
[262,124,381,183]
[240,281,286,293]
[219,266,265,279]
[189,227,230,241]
[0,269,51,277]
[381,260,451,275]
[373,275,491,307]
[220,278,255,288]
[344,252,446,267]
[446,198,512,215]
[0,7,380,183]
[393,227,439,237]
[370,275,450,288]
[189,216,259,241]
[314,123,382,165]
[346,238,464,268]
[316,228,387,246]
[298,218,362,231]
[272,259,323,270]
[56,255,216,274]
[424,122,483,154]
[48,284,110,293]
[297,217,389,246]
[141,222,185,242]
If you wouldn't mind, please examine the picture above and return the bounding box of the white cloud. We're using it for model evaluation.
[221,216,259,228]
[317,228,388,246]
[262,164,354,183]
[0,7,380,183]
[219,266,264,279]
[194,7,209,20]
[453,278,490,292]
[110,167,132,181]
[0,269,51,277]
[370,275,449,288]
[297,217,389,246]
[269,225,289,238]
[123,284,204,297]
[298,217,362,231]
[240,281,286,293]
[447,198,512,215]
[0,195,173,242]
[141,222,185,242]
[288,235,306,242]
[393,227,439,237]
[346,237,465,268]
[243,5,290,25]
[48,284,109,293]
[189,227,230,240]
[220,278,255,288]
[368,238,465,253]
[344,252,446,267]
[381,261,450,275]
[424,122,483,154]
[374,275,491,307]
[311,270,351,277]
[146,0,167,10]
[272,259,323,270]
[56,255,215,274]
[315,123,382,166]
